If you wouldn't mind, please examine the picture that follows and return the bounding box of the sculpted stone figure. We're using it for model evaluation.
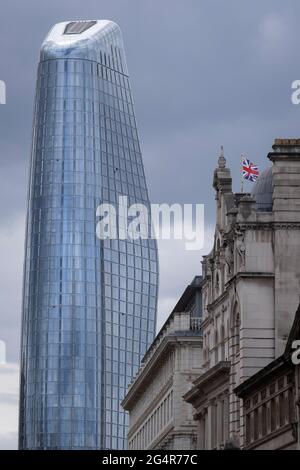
[235,229,245,268]
[224,242,234,275]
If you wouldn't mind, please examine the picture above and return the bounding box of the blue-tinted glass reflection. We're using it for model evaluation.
[19,20,158,450]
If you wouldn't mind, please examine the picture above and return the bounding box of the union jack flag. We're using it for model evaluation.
[242,157,259,182]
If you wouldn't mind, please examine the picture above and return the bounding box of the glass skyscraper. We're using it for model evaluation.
[19,20,158,450]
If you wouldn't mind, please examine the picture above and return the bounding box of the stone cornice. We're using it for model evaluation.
[221,221,300,238]
[203,271,274,293]
[272,222,300,230]
[200,315,213,330]
[236,222,300,231]
[183,361,231,406]
[207,289,229,312]
[226,272,274,287]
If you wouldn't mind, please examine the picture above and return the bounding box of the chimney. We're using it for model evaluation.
[268,138,300,222]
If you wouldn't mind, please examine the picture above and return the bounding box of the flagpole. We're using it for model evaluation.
[241,153,244,193]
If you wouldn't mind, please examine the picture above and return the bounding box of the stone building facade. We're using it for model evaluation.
[121,277,203,450]
[184,139,300,449]
[235,304,300,450]
[184,361,230,449]
[122,139,300,450]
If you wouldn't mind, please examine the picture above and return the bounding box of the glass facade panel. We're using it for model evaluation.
[19,20,158,450]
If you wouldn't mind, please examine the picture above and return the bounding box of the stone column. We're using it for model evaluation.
[217,398,223,448]
[224,393,229,444]
[206,404,213,450]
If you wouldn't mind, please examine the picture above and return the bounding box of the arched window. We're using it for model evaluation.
[203,292,207,315]
[214,328,218,364]
[233,311,240,362]
[215,272,220,297]
[220,323,225,361]
[231,302,240,361]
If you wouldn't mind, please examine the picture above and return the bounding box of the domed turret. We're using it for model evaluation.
[251,166,273,212]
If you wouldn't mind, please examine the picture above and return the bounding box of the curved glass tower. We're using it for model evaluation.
[19,20,158,450]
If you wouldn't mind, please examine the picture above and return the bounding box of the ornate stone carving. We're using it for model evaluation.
[224,242,234,275]
[235,228,245,268]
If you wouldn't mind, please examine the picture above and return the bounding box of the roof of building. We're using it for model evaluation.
[171,275,203,314]
[141,276,203,364]
[251,166,273,212]
[40,20,128,74]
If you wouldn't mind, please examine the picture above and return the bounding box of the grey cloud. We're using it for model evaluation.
[1,0,300,445]
[0,393,18,404]
[0,432,18,450]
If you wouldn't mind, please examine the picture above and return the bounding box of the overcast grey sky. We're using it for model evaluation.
[1,0,300,449]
